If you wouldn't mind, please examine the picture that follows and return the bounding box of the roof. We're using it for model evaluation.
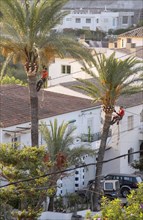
[105,173,141,177]
[0,85,97,128]
[113,46,143,59]
[118,27,143,38]
[61,80,143,108]
[0,84,142,128]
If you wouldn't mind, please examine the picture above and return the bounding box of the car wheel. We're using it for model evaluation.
[121,188,130,198]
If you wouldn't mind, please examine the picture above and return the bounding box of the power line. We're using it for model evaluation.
[69,48,143,64]
[1,47,142,88]
[0,150,142,189]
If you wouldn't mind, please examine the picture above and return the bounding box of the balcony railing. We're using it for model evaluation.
[81,129,112,143]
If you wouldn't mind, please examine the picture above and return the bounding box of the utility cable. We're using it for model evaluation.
[0,150,142,189]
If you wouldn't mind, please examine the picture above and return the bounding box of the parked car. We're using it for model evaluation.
[88,179,120,200]
[104,173,142,198]
[77,179,120,201]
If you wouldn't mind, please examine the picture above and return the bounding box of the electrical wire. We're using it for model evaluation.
[69,47,143,64]
[0,47,142,91]
[0,150,142,189]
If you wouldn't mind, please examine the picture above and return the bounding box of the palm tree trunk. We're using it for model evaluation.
[48,196,55,211]
[28,76,39,147]
[93,113,112,211]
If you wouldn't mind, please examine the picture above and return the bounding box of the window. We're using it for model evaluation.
[122,16,128,24]
[12,136,20,147]
[140,110,143,122]
[66,18,71,21]
[61,65,71,74]
[75,170,79,174]
[127,38,131,43]
[128,148,134,164]
[124,176,132,182]
[75,183,79,187]
[128,116,134,130]
[105,182,113,190]
[75,177,79,181]
[75,18,81,23]
[86,18,91,23]
[113,18,115,26]
[96,18,99,23]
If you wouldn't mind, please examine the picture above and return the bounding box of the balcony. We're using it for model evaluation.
[81,129,112,143]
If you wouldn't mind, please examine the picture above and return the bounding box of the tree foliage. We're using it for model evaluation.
[0,0,93,147]
[74,51,143,210]
[40,119,95,210]
[91,183,143,220]
[131,157,143,171]
[0,144,53,219]
[0,75,25,85]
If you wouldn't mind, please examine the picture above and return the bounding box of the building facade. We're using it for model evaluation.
[56,9,134,32]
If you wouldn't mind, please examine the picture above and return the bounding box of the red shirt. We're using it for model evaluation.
[118,109,125,117]
[41,70,48,79]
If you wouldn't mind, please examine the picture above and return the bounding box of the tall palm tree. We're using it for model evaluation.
[74,51,143,210]
[40,119,94,211]
[0,0,92,147]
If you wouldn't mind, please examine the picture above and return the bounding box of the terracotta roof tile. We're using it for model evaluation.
[113,46,143,59]
[118,27,143,38]
[0,85,97,128]
[61,81,143,107]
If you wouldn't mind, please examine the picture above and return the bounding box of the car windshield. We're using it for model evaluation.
[136,177,142,182]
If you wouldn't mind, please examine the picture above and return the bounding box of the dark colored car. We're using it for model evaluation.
[104,173,142,198]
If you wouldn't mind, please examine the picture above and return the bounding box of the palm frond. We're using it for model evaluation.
[75,52,143,108]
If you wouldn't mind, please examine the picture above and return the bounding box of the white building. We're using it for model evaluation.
[0,84,102,195]
[102,92,143,175]
[56,9,134,32]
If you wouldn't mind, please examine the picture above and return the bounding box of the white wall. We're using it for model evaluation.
[48,57,91,86]
[56,9,134,32]
[0,106,101,195]
[119,105,142,174]
[102,104,143,176]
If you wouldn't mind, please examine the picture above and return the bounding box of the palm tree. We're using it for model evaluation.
[0,0,92,147]
[74,51,143,210]
[40,119,94,211]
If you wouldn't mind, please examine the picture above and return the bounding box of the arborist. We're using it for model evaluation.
[36,67,49,92]
[110,106,125,125]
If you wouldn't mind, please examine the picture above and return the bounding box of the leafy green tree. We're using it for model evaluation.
[40,119,95,211]
[92,183,143,220]
[0,0,92,147]
[0,75,25,85]
[131,157,143,171]
[74,52,143,210]
[0,144,54,220]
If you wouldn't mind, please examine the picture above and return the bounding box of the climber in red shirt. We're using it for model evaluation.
[36,67,49,92]
[110,106,125,125]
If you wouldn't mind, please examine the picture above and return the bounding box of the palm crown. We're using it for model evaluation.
[40,119,94,168]
[75,52,143,113]
[0,0,92,74]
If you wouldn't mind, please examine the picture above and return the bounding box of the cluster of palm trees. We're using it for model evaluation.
[0,0,143,212]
